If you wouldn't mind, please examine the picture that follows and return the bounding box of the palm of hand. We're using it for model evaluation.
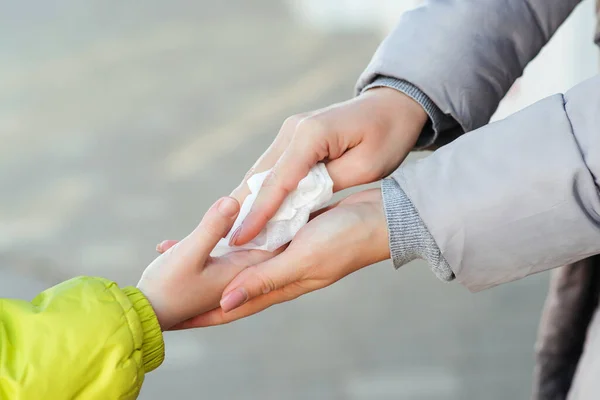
[139,246,276,330]
[287,188,388,287]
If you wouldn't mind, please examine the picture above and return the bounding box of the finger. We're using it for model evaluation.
[229,115,306,206]
[232,124,327,245]
[325,146,381,192]
[170,288,295,329]
[156,240,179,253]
[177,196,240,262]
[229,141,280,205]
[219,249,307,313]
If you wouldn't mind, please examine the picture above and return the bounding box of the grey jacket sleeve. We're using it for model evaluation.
[389,74,600,292]
[357,0,582,138]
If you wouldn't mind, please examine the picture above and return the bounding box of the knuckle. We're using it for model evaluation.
[280,115,304,138]
[248,266,277,295]
[256,209,275,225]
[261,169,279,188]
[243,166,256,181]
[201,217,224,238]
[296,116,327,139]
[282,114,305,129]
[263,168,295,196]
[293,116,332,160]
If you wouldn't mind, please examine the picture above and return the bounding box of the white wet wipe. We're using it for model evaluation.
[211,163,333,256]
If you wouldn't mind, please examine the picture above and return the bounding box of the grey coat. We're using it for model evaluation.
[356,1,600,398]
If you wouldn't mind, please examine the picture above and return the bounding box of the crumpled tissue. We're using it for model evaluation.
[212,163,333,256]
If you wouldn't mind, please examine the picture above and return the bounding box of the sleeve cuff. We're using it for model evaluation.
[363,77,459,149]
[381,178,455,281]
[123,287,165,373]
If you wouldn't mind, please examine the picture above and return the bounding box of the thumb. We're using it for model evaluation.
[176,196,240,264]
[219,249,306,312]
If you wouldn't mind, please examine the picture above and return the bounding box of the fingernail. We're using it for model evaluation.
[218,197,239,217]
[229,226,242,246]
[220,288,248,312]
[156,243,163,252]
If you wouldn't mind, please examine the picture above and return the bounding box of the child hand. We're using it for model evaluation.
[137,197,275,330]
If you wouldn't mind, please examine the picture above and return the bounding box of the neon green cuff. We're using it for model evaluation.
[123,287,165,372]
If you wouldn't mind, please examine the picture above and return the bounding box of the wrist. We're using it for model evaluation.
[136,282,170,330]
[371,188,392,263]
[363,87,428,137]
[347,188,391,266]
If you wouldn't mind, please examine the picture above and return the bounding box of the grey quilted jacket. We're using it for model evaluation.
[356,1,600,398]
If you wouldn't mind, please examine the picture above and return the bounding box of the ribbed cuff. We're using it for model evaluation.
[363,77,458,149]
[381,178,455,281]
[123,287,165,373]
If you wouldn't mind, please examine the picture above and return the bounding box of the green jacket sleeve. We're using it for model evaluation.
[0,276,165,400]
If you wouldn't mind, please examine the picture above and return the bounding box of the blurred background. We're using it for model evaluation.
[0,1,597,399]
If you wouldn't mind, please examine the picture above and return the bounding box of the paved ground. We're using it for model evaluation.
[0,1,550,399]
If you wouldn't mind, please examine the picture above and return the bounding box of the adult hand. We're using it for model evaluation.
[228,88,427,246]
[164,188,389,329]
[137,197,276,330]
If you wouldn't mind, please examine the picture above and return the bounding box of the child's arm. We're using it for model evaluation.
[0,196,269,399]
[0,277,163,400]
